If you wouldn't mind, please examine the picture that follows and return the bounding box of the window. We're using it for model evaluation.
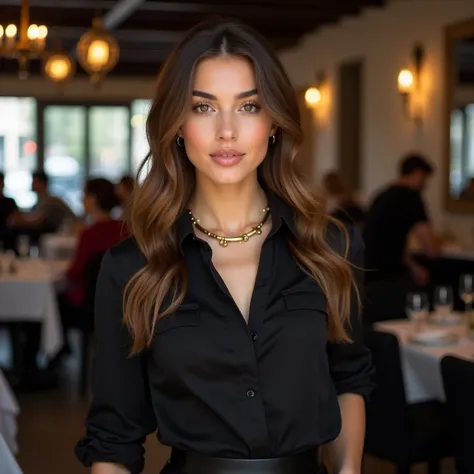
[0,97,37,208]
[450,109,464,197]
[451,103,474,199]
[89,106,130,181]
[0,136,5,169]
[44,105,86,214]
[131,99,152,175]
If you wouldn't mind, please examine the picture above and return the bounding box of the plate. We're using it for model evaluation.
[409,329,459,346]
[429,313,463,326]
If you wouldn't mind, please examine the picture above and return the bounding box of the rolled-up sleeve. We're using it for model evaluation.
[327,225,375,401]
[75,250,157,474]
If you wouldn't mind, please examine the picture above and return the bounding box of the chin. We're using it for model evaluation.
[207,167,256,186]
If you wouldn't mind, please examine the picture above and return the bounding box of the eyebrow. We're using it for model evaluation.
[192,88,258,100]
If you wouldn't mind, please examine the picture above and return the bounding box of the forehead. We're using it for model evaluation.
[193,56,256,94]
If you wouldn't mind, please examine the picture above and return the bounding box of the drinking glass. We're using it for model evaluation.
[17,235,30,258]
[406,292,429,333]
[459,274,474,330]
[433,286,454,324]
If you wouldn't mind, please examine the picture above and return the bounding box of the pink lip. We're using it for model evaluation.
[210,149,245,157]
[209,149,245,167]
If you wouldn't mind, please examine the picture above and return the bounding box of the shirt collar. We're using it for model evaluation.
[177,190,297,254]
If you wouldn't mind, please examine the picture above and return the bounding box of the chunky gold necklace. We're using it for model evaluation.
[188,206,270,247]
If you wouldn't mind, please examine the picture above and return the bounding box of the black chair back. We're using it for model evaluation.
[83,252,106,329]
[363,330,410,461]
[441,356,474,474]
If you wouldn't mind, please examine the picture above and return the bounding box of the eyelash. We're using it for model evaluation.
[192,101,261,114]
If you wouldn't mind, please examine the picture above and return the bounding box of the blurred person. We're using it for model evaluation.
[0,172,19,250]
[322,171,365,226]
[363,153,439,323]
[53,178,128,359]
[76,19,374,474]
[9,171,76,236]
[113,174,135,219]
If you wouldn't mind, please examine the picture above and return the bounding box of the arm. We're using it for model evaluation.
[75,250,157,474]
[410,193,439,259]
[412,221,439,258]
[328,394,366,474]
[92,463,131,474]
[8,210,45,228]
[327,226,375,474]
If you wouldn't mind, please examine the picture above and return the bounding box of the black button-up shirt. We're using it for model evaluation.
[76,192,374,474]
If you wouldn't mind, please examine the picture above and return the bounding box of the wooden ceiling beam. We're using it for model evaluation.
[0,0,113,7]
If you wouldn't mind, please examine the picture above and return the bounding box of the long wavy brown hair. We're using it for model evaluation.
[125,18,356,355]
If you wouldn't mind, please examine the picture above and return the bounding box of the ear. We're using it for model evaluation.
[270,125,278,137]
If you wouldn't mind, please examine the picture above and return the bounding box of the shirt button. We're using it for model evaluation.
[246,389,256,399]
[250,332,258,342]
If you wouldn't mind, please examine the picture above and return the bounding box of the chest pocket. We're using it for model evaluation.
[154,303,200,335]
[281,285,328,317]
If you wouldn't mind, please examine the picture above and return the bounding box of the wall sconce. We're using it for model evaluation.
[305,72,326,109]
[397,44,425,122]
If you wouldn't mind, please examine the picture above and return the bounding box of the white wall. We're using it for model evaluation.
[279,0,474,244]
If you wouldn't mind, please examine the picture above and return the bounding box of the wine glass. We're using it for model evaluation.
[406,292,429,333]
[433,286,454,324]
[459,274,474,330]
[17,234,30,259]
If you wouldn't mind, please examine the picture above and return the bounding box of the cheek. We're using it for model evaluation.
[242,119,272,155]
[182,119,211,153]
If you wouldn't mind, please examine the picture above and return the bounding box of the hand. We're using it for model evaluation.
[409,262,430,287]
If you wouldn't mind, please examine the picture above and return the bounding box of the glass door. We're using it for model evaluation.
[89,106,130,181]
[43,105,86,214]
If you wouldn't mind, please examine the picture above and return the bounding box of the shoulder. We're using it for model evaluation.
[101,236,147,287]
[326,221,364,264]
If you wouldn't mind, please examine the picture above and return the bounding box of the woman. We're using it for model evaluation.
[55,178,126,355]
[113,175,135,219]
[76,19,374,474]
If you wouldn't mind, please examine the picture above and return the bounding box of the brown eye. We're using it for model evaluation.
[193,103,212,114]
[240,102,260,113]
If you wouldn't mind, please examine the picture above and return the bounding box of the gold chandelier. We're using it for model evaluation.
[76,18,120,86]
[0,0,119,86]
[0,0,49,79]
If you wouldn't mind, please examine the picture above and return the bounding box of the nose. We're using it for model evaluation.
[217,110,237,141]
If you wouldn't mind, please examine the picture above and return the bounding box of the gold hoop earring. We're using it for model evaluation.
[176,136,184,147]
[270,135,276,145]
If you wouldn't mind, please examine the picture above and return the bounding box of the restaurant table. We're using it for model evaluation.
[0,369,19,455]
[375,318,474,403]
[0,259,68,358]
[0,430,22,474]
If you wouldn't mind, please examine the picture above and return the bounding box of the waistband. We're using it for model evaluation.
[168,447,324,474]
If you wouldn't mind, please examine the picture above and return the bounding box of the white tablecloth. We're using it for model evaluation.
[375,319,474,403]
[0,431,22,474]
[0,260,67,357]
[0,370,19,455]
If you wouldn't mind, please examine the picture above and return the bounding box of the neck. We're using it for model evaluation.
[190,175,267,235]
[396,177,417,190]
[92,210,111,223]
